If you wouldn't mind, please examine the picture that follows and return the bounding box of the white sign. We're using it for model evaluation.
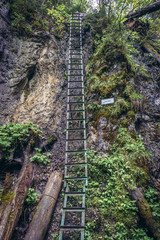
[101,98,114,105]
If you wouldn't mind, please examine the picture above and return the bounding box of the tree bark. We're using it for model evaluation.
[24,171,62,240]
[0,162,33,240]
[125,1,160,20]
[131,188,160,240]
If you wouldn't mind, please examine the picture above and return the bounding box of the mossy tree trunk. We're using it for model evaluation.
[0,162,33,240]
[143,42,160,65]
[131,188,160,240]
[125,1,160,20]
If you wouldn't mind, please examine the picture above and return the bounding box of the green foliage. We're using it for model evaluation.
[30,148,51,165]
[145,187,160,218]
[69,0,91,13]
[86,126,151,239]
[47,4,70,26]
[130,228,153,240]
[0,188,3,203]
[51,233,59,239]
[115,222,128,239]
[112,128,150,167]
[26,187,40,205]
[9,0,41,34]
[0,122,42,158]
[84,2,159,240]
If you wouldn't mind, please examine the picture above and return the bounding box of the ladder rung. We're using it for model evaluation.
[67,127,85,130]
[70,25,82,27]
[67,118,85,121]
[71,17,82,18]
[69,22,81,24]
[68,81,83,82]
[65,162,87,166]
[67,102,84,104]
[66,150,86,153]
[70,53,82,55]
[69,58,82,60]
[63,207,85,211]
[68,87,83,89]
[69,49,81,50]
[70,40,82,41]
[66,138,86,141]
[67,110,84,112]
[69,46,82,48]
[69,69,82,71]
[69,63,83,65]
[64,177,87,180]
[68,75,83,76]
[68,94,84,96]
[60,226,85,230]
[70,42,82,45]
[64,192,85,195]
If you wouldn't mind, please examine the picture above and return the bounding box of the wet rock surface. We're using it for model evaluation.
[0,0,11,125]
[135,55,160,182]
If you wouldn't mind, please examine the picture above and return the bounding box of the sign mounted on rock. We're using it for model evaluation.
[101,98,114,105]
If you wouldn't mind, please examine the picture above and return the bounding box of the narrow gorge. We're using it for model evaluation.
[0,0,160,239]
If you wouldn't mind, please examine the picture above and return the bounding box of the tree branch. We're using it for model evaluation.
[125,1,160,20]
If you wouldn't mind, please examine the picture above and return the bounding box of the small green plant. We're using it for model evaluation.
[145,187,160,218]
[47,4,70,26]
[26,188,40,205]
[0,189,3,203]
[115,222,128,239]
[130,228,154,240]
[51,233,59,239]
[0,122,42,157]
[30,148,51,165]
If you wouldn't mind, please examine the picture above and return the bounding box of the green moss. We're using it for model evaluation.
[24,90,30,99]
[48,134,57,144]
[127,111,136,119]
[121,118,131,127]
[0,191,15,206]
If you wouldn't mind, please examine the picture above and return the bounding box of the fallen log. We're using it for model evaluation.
[125,1,160,20]
[131,188,160,240]
[0,162,33,240]
[143,42,160,65]
[24,171,63,240]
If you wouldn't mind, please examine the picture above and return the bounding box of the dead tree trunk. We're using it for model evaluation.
[131,188,160,240]
[24,171,62,240]
[125,1,160,20]
[0,162,33,240]
[143,42,160,65]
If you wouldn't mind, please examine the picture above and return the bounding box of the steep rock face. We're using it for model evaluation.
[8,36,66,129]
[1,32,68,130]
[0,0,11,125]
[132,50,160,182]
[137,75,160,182]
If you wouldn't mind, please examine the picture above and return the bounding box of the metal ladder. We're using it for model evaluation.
[59,12,87,240]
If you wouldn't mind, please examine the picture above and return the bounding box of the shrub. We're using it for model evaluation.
[30,148,51,165]
[26,187,40,205]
